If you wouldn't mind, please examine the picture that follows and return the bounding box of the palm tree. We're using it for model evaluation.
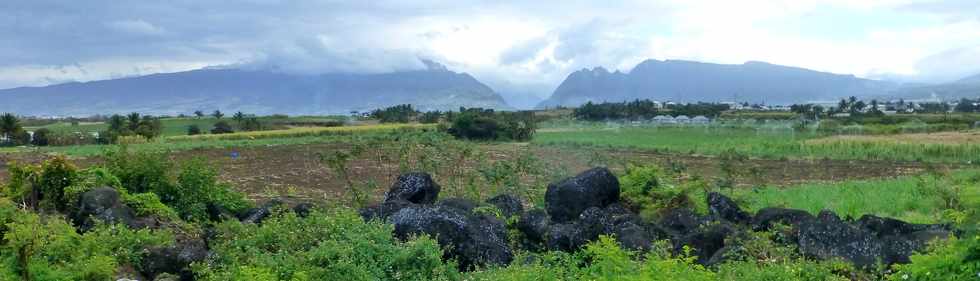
[108,114,127,133]
[127,112,142,132]
[0,113,21,142]
[212,110,224,119]
[194,110,205,118]
[232,111,246,126]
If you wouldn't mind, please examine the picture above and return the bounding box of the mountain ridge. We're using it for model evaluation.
[0,67,511,116]
[538,59,897,108]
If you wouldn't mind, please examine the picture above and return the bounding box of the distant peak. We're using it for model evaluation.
[420,59,449,72]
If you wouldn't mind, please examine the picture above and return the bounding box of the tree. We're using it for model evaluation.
[127,112,142,132]
[135,115,163,139]
[194,110,205,118]
[0,113,22,144]
[232,111,246,126]
[108,114,127,133]
[240,117,263,131]
[212,110,224,119]
[31,128,51,146]
[211,121,234,134]
[187,124,202,135]
[852,100,866,113]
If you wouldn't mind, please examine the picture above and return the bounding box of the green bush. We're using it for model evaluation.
[888,236,980,281]
[104,147,174,194]
[198,209,459,281]
[103,148,249,221]
[0,202,173,280]
[619,164,697,221]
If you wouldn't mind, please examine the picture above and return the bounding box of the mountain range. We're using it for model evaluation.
[0,64,510,116]
[537,60,902,108]
[538,59,980,108]
[2,58,978,116]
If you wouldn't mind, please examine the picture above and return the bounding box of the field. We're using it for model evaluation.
[2,114,979,280]
[535,125,980,163]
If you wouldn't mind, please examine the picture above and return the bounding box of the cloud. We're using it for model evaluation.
[106,19,167,36]
[1,0,979,102]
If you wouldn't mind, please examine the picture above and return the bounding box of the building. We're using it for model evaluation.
[691,116,711,124]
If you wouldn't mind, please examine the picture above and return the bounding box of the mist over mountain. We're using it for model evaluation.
[538,59,900,108]
[883,72,980,101]
[0,65,510,117]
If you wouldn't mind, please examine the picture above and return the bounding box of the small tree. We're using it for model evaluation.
[211,121,234,134]
[194,110,205,118]
[212,110,224,119]
[127,112,142,132]
[187,124,202,135]
[0,113,21,144]
[232,111,246,126]
[32,128,51,146]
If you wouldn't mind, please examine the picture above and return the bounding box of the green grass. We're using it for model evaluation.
[533,126,980,163]
[2,124,433,157]
[725,169,980,224]
[24,116,352,137]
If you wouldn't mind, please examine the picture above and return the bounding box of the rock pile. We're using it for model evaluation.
[363,168,954,270]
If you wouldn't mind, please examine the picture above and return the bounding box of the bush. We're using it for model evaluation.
[211,121,235,134]
[619,164,695,221]
[198,209,459,281]
[0,202,173,280]
[187,124,202,135]
[31,128,51,146]
[447,109,535,141]
[888,236,980,281]
[103,148,249,221]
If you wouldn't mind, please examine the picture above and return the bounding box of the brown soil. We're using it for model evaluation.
[0,143,950,205]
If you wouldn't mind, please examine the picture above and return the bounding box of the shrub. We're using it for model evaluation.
[619,164,694,221]
[446,109,535,141]
[888,236,980,281]
[0,204,173,280]
[211,121,235,134]
[104,147,173,194]
[103,148,249,221]
[187,124,203,135]
[198,209,459,281]
[31,128,51,146]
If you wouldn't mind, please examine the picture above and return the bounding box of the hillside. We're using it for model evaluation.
[538,60,897,108]
[0,67,510,116]
[884,73,980,101]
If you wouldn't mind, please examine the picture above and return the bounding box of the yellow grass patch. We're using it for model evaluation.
[166,123,436,142]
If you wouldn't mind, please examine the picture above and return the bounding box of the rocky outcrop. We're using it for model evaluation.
[73,187,137,231]
[390,205,513,270]
[139,239,208,281]
[385,172,441,204]
[545,167,620,223]
[362,168,954,271]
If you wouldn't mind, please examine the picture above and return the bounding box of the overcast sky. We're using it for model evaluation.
[2,0,980,104]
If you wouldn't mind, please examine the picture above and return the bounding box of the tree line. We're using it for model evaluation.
[573,100,731,121]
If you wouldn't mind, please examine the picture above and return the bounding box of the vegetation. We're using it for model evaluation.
[534,125,980,163]
[574,100,730,121]
[446,108,536,141]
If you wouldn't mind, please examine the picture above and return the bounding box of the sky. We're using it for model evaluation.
[2,0,980,107]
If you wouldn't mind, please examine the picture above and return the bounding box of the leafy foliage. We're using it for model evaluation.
[198,209,459,281]
[446,108,535,141]
[0,198,173,280]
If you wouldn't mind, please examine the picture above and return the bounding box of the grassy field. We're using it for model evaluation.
[728,169,980,224]
[3,123,434,156]
[534,125,980,163]
[24,115,352,137]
